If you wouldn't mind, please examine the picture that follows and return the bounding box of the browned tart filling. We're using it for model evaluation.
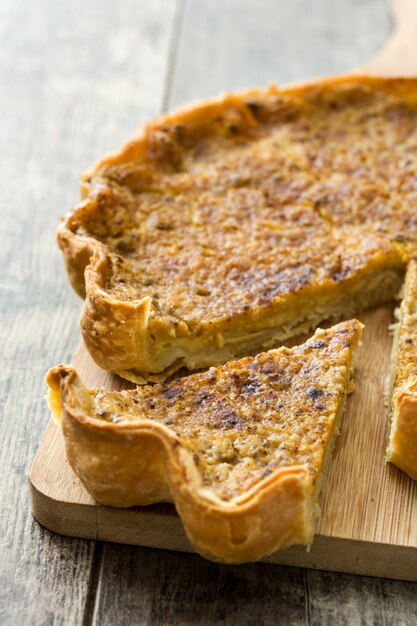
[58,77,417,381]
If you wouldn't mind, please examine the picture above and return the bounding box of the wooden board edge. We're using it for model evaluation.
[29,480,98,541]
[28,477,417,581]
[267,536,417,581]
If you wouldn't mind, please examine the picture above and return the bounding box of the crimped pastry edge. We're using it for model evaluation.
[46,364,313,563]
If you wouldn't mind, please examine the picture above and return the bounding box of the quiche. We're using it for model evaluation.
[46,320,362,563]
[387,259,417,480]
[57,76,417,383]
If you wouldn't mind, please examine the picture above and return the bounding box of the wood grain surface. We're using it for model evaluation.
[3,0,417,623]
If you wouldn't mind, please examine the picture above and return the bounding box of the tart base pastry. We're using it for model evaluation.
[387,260,417,480]
[46,320,362,563]
[57,76,417,382]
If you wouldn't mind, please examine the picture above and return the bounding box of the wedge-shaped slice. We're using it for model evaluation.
[58,77,417,383]
[387,260,417,480]
[46,320,362,563]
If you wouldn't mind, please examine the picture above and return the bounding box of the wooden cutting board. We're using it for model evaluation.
[29,0,417,581]
[29,305,417,579]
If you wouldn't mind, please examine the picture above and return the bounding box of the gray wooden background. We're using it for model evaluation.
[1,0,416,624]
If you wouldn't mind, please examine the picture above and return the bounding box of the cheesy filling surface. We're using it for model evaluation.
[89,321,360,500]
[71,82,417,327]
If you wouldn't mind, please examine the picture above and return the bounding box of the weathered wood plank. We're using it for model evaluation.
[0,0,176,623]
[94,547,417,626]
[93,546,308,626]
[306,570,417,626]
[169,0,391,107]
[93,549,417,625]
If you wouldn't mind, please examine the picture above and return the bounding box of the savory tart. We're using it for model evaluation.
[387,260,417,480]
[46,320,362,563]
[58,76,417,382]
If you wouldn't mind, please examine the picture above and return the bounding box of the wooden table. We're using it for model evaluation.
[2,0,417,623]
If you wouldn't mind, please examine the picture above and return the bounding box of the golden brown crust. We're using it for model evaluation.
[46,320,362,563]
[387,259,417,480]
[388,379,417,481]
[58,75,417,381]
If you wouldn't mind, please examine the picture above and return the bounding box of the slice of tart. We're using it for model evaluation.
[387,260,417,480]
[57,76,417,382]
[46,319,362,563]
